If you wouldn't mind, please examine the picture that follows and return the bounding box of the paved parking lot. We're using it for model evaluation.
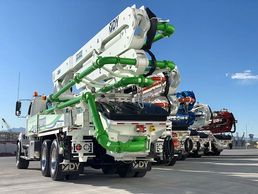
[0,149,258,194]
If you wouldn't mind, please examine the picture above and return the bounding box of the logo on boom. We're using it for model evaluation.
[109,16,119,33]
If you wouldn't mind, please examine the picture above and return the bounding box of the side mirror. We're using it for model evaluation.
[15,101,22,116]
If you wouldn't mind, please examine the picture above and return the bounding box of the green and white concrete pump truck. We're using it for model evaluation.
[15,5,178,180]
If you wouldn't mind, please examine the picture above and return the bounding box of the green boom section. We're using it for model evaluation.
[49,57,137,102]
[44,96,81,114]
[155,60,176,71]
[49,56,175,102]
[99,76,153,93]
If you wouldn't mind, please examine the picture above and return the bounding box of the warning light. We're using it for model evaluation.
[33,91,38,97]
[75,144,82,151]
[149,125,156,132]
[136,125,146,132]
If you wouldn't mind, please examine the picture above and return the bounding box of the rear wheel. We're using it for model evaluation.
[192,141,202,158]
[16,142,29,169]
[50,139,64,181]
[184,138,193,153]
[117,163,135,178]
[214,150,221,156]
[65,174,79,180]
[179,153,187,160]
[41,140,51,177]
[212,143,221,156]
[163,136,176,166]
[166,157,177,166]
[134,171,147,177]
[192,150,202,158]
[102,165,117,175]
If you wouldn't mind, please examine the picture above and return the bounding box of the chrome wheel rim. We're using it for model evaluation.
[50,146,57,175]
[16,143,20,164]
[41,146,47,171]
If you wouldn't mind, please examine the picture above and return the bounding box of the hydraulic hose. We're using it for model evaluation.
[49,57,137,102]
[98,76,153,93]
[45,92,149,153]
[153,22,175,43]
[49,56,175,102]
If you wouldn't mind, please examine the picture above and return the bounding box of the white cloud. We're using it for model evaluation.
[230,70,258,80]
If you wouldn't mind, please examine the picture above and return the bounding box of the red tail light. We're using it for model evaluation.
[136,125,146,132]
[75,144,82,151]
[173,139,181,149]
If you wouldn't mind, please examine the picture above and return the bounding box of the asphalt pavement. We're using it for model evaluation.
[0,149,258,194]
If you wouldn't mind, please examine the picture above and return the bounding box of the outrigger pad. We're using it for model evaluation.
[96,101,169,121]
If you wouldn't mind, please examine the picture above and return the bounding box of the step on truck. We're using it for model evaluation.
[15,5,177,180]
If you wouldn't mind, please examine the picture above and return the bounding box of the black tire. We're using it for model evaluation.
[50,139,64,181]
[167,157,177,166]
[214,150,221,156]
[179,154,187,160]
[117,163,135,178]
[176,153,182,160]
[196,141,201,152]
[192,150,202,158]
[41,140,51,177]
[101,165,117,175]
[211,143,221,156]
[163,136,176,166]
[229,143,233,150]
[134,170,147,177]
[192,141,202,158]
[16,142,29,169]
[203,148,209,156]
[65,174,79,180]
[184,138,193,153]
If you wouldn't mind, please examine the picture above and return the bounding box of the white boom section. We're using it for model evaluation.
[52,5,154,98]
[191,103,212,130]
[139,66,180,115]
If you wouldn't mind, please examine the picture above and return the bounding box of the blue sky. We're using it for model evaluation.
[0,0,257,136]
